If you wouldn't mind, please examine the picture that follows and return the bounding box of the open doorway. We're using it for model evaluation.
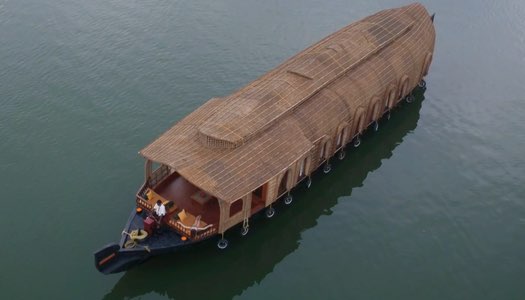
[278,170,289,197]
[297,156,308,181]
[251,184,267,214]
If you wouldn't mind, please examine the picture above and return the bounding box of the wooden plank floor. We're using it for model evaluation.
[155,173,220,225]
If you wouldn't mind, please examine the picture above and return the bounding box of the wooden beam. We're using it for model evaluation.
[144,159,152,181]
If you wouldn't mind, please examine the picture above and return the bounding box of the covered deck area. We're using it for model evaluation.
[136,168,219,240]
[156,172,220,225]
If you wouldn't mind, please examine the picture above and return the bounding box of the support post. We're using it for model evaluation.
[144,159,152,182]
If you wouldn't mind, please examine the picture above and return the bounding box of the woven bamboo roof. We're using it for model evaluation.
[141,3,436,202]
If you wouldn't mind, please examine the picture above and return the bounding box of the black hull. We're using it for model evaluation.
[94,210,202,274]
[94,243,149,274]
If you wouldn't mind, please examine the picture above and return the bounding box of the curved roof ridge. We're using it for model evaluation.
[197,4,414,148]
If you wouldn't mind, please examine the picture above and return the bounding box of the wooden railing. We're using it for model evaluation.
[136,181,150,209]
[149,165,171,188]
[136,165,172,209]
[167,219,217,241]
[134,166,217,241]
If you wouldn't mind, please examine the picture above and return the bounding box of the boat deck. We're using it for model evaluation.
[154,172,220,226]
[121,211,188,251]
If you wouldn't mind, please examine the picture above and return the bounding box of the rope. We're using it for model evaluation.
[122,229,150,251]
[124,240,137,249]
[122,229,148,241]
[123,240,151,253]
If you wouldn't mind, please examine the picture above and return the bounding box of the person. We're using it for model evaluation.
[152,200,166,224]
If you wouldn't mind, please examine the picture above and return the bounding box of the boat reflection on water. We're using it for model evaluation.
[103,87,427,300]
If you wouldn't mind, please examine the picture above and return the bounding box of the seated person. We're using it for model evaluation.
[152,200,166,224]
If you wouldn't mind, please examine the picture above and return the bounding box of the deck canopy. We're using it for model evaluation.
[141,98,313,202]
[140,3,435,202]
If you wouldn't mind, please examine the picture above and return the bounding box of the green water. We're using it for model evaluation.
[1,0,524,299]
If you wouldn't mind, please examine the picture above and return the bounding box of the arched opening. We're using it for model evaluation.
[399,76,410,99]
[253,185,263,200]
[143,172,221,239]
[422,52,433,77]
[319,141,329,160]
[366,96,381,125]
[251,184,267,214]
[336,127,347,148]
[298,156,308,180]
[229,199,243,217]
[368,98,381,123]
[354,113,366,135]
[278,170,289,196]
[352,107,366,137]
[145,161,172,188]
[387,87,397,109]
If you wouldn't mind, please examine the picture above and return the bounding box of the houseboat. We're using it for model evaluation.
[95,2,436,274]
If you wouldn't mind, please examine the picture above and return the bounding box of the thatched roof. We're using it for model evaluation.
[140,3,435,202]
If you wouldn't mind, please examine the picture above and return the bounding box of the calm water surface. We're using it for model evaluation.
[1,0,524,299]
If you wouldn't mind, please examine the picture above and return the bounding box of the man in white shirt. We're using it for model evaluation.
[153,200,166,224]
